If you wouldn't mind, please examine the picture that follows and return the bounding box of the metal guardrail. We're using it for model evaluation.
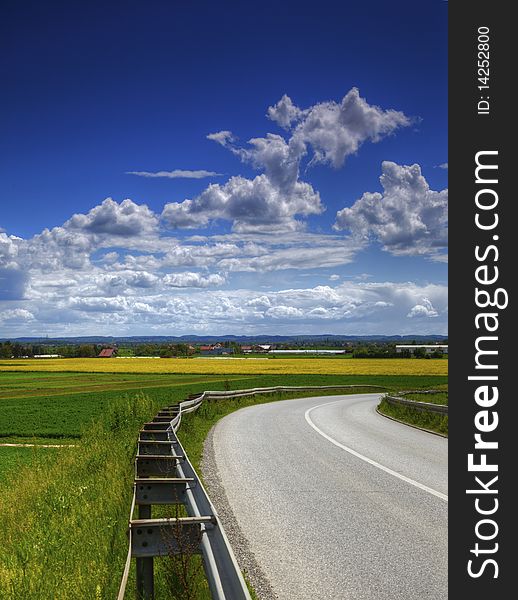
[384,391,448,415]
[117,384,384,600]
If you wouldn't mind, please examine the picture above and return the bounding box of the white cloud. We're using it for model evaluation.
[126,271,160,288]
[265,305,304,319]
[267,94,305,129]
[0,88,444,338]
[126,169,222,179]
[0,233,21,266]
[0,308,34,322]
[191,88,410,233]
[217,241,360,272]
[163,272,226,288]
[334,161,448,260]
[99,251,119,264]
[268,87,411,168]
[407,298,439,318]
[65,198,158,236]
[437,163,448,170]
[161,174,323,232]
[0,268,447,336]
[206,130,235,146]
[246,295,272,309]
[69,296,130,313]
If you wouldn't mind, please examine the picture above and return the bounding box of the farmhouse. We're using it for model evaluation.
[395,345,448,355]
[254,344,272,353]
[98,348,118,358]
[200,344,234,356]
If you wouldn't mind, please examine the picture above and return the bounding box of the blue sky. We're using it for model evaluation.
[0,0,448,337]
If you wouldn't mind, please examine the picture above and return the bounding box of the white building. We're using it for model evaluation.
[395,345,448,355]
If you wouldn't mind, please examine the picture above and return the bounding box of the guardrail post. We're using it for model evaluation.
[136,504,154,600]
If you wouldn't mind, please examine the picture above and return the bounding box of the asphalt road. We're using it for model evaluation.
[209,393,448,600]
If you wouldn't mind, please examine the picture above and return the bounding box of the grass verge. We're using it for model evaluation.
[402,391,448,405]
[377,396,448,436]
[0,392,158,600]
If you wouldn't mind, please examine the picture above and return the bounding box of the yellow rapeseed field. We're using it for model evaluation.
[0,357,448,376]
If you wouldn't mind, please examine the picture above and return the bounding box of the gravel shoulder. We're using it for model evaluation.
[201,425,278,600]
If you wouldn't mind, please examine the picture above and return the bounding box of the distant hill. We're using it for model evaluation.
[1,334,447,345]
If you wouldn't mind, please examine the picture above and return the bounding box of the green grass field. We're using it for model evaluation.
[0,372,246,440]
[0,446,55,487]
[0,371,447,441]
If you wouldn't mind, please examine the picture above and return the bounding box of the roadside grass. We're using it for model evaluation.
[377,396,448,436]
[0,436,77,445]
[402,391,448,405]
[0,446,58,483]
[0,393,158,600]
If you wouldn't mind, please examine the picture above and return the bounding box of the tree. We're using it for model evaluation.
[413,347,426,359]
[76,344,97,358]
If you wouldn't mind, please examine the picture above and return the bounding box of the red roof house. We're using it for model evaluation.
[98,348,117,358]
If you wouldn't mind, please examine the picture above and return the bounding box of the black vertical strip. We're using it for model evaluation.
[449,2,514,597]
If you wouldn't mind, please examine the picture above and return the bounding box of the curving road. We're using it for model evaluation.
[208,394,447,600]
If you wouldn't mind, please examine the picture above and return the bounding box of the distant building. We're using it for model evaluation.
[33,354,63,358]
[98,348,117,358]
[270,349,346,355]
[254,344,271,353]
[199,344,234,356]
[240,344,271,353]
[395,345,448,355]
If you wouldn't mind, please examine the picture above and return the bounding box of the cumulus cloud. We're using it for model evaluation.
[126,271,160,288]
[65,198,158,236]
[126,169,222,179]
[0,308,34,322]
[267,87,411,168]
[1,252,447,336]
[267,94,305,129]
[69,296,130,313]
[206,130,235,146]
[184,88,410,232]
[265,305,304,319]
[0,233,21,266]
[334,161,448,259]
[437,163,448,170]
[0,89,443,338]
[163,272,226,288]
[161,174,322,232]
[407,298,439,318]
